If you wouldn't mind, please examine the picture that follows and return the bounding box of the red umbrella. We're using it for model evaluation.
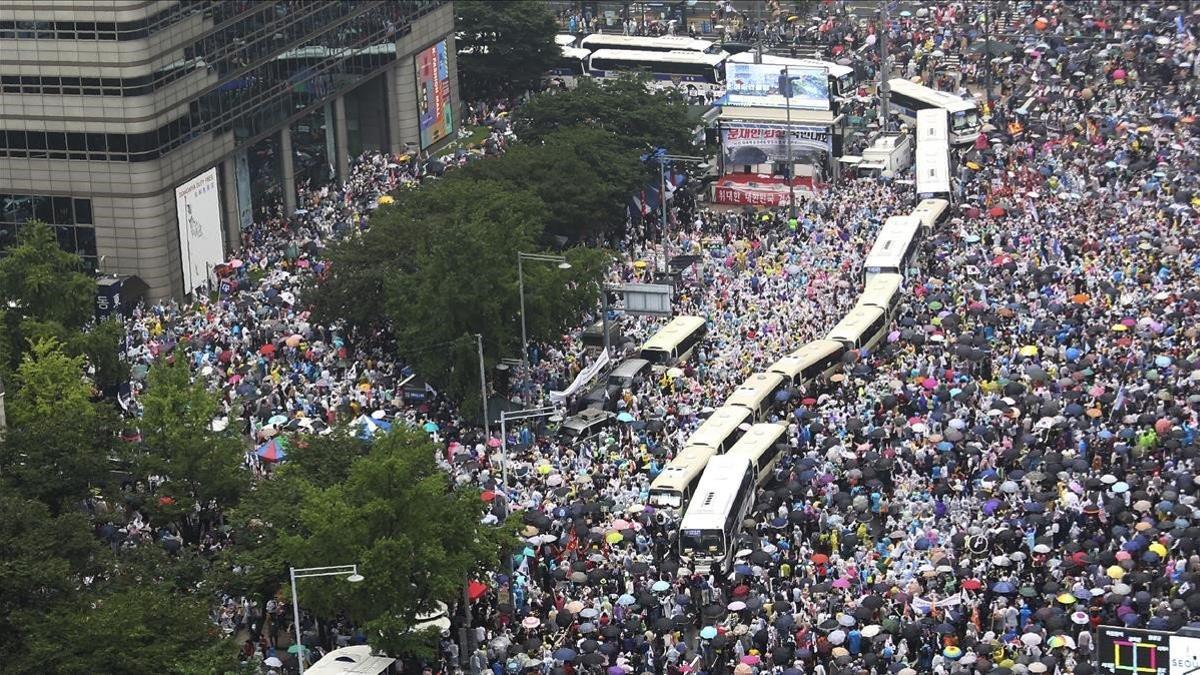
[988,206,1006,217]
[811,553,829,565]
[468,580,489,601]
[962,579,982,590]
[481,490,496,502]
[259,343,276,357]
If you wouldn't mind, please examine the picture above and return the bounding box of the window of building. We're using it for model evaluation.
[0,194,97,267]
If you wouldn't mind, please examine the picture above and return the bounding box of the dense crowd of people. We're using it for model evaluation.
[107,1,1200,674]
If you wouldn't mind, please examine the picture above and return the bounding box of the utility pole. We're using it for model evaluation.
[476,334,489,438]
[782,67,796,218]
[878,0,891,130]
[984,0,993,111]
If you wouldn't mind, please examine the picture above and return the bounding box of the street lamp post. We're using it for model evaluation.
[517,252,571,369]
[653,153,707,274]
[289,564,364,674]
[781,66,797,218]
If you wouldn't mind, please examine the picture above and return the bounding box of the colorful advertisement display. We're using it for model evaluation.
[415,40,454,149]
[1097,626,1169,675]
[724,62,829,110]
[174,167,224,295]
[721,123,831,165]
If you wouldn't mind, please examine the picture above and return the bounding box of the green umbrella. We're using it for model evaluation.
[287,644,309,655]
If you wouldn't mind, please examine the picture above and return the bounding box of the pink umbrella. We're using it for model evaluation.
[922,377,937,390]
[832,578,851,589]
[1112,68,1126,80]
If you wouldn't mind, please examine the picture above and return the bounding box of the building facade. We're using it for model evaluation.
[0,0,459,299]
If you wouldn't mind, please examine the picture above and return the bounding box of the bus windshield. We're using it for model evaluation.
[649,489,682,508]
[952,109,979,132]
[680,529,724,554]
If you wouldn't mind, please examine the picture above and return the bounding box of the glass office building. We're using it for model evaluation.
[0,0,458,299]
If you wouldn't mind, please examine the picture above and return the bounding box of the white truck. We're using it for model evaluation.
[842,132,912,178]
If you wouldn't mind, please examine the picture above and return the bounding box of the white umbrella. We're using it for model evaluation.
[1021,632,1042,646]
[264,656,284,667]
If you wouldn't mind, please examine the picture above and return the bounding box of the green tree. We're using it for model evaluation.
[312,177,606,405]
[13,587,240,675]
[0,484,100,663]
[135,357,246,531]
[460,126,646,240]
[515,75,697,152]
[276,428,516,658]
[456,0,560,99]
[7,336,94,425]
[0,221,95,330]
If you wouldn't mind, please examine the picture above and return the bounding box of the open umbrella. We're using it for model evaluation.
[256,437,288,462]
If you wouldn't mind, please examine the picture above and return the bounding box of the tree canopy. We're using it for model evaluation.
[514,75,698,153]
[455,0,560,99]
[231,427,516,658]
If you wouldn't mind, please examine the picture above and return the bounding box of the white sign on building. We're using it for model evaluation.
[1169,634,1200,675]
[174,167,225,294]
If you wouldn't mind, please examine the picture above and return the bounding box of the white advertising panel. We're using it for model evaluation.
[915,109,951,196]
[723,62,829,110]
[175,167,224,294]
[1169,634,1200,675]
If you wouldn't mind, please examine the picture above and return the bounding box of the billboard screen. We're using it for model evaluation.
[415,40,454,148]
[175,167,224,295]
[721,123,831,166]
[1097,626,1169,675]
[724,62,828,110]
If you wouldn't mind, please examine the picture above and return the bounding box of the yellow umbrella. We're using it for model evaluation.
[1149,542,1168,557]
[1107,565,1125,579]
[965,161,981,170]
[605,531,623,544]
[1056,593,1077,604]
[1019,345,1039,357]
[633,260,648,269]
[1111,324,1129,332]
[536,464,553,475]
[378,195,395,205]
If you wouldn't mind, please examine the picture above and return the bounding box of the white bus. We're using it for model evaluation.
[862,215,922,279]
[856,272,903,321]
[826,305,889,353]
[554,34,578,48]
[546,46,591,88]
[678,454,756,575]
[580,34,720,54]
[886,78,980,145]
[687,405,752,454]
[639,315,707,366]
[915,108,952,198]
[726,423,787,487]
[587,49,727,94]
[768,339,845,389]
[725,372,788,422]
[911,198,951,231]
[648,444,718,509]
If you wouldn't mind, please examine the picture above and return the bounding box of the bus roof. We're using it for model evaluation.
[726,51,852,78]
[827,305,887,344]
[639,315,707,353]
[555,34,578,47]
[727,423,787,457]
[857,273,903,309]
[589,49,728,66]
[561,46,591,60]
[887,78,977,113]
[581,34,717,53]
[726,372,785,410]
[650,445,718,491]
[864,216,921,269]
[687,406,752,450]
[768,339,843,379]
[912,198,950,227]
[680,455,752,528]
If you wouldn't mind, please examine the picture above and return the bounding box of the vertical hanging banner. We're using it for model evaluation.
[175,167,224,294]
[415,40,454,148]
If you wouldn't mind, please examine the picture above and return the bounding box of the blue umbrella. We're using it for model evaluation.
[553,648,577,662]
[700,626,718,640]
[617,594,636,606]
[652,580,670,592]
[992,582,1015,594]
[734,564,754,576]
[774,389,792,402]
[355,415,392,439]
[423,420,439,433]
[616,411,635,423]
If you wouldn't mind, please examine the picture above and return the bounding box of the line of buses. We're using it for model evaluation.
[629,198,950,575]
